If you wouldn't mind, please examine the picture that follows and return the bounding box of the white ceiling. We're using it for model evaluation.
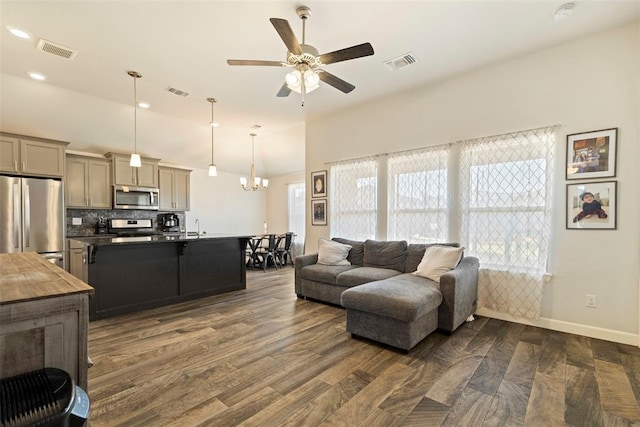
[1,1,638,177]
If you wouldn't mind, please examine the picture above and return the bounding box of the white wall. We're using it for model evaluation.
[305,23,639,344]
[187,168,267,236]
[266,171,305,235]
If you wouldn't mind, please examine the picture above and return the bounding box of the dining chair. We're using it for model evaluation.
[255,234,281,272]
[275,232,295,267]
[246,235,264,269]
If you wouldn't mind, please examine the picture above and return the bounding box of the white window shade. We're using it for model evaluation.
[330,158,377,240]
[287,182,305,257]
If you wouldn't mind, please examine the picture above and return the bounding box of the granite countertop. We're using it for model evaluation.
[68,233,251,246]
[0,252,94,304]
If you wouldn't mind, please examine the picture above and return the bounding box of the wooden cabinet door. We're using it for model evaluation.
[88,159,111,208]
[66,157,89,207]
[20,139,65,177]
[112,156,136,186]
[174,170,190,211]
[68,249,85,281]
[137,161,158,187]
[158,168,175,210]
[0,137,20,173]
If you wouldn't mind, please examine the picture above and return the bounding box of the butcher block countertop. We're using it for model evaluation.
[0,252,94,305]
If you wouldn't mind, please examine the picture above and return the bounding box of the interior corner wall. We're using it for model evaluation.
[265,171,305,234]
[187,168,267,236]
[305,22,640,344]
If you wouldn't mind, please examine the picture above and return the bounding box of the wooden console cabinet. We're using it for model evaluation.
[0,253,94,390]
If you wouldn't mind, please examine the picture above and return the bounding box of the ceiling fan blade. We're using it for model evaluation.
[319,71,355,94]
[319,42,374,65]
[227,59,287,67]
[276,83,292,97]
[270,18,303,55]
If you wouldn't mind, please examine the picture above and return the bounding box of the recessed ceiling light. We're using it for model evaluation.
[28,72,47,81]
[7,26,32,39]
[210,122,220,128]
[553,3,575,21]
[137,102,150,109]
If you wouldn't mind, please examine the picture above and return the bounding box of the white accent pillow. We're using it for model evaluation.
[413,245,464,282]
[317,238,352,266]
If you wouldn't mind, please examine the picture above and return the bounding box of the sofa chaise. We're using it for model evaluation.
[294,238,479,351]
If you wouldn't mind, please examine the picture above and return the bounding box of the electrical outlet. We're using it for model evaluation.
[586,294,597,308]
[72,217,82,225]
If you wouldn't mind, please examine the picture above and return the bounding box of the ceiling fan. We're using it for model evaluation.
[227,6,374,105]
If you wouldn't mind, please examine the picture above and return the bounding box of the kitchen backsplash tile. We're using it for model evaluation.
[66,209,185,236]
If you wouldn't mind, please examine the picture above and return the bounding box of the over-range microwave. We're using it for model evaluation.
[113,185,159,210]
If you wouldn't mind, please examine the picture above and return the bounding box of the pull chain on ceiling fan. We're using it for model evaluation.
[227,6,374,106]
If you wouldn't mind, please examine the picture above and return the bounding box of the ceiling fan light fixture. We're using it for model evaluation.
[285,70,301,87]
[304,70,320,87]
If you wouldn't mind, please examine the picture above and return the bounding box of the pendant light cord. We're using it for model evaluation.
[133,75,137,153]
[211,100,214,164]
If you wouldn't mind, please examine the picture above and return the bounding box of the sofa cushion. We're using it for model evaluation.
[317,238,352,266]
[332,238,364,266]
[336,267,402,287]
[413,245,465,283]
[301,264,358,285]
[341,274,442,322]
[405,243,460,273]
[363,239,407,272]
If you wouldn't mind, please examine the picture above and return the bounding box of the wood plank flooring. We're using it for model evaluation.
[87,268,640,426]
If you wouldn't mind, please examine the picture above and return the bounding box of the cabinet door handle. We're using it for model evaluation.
[14,160,17,171]
[22,161,25,171]
[89,197,92,206]
[86,197,88,206]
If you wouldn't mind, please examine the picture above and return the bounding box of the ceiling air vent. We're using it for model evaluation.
[384,52,418,71]
[36,39,78,60]
[166,86,189,97]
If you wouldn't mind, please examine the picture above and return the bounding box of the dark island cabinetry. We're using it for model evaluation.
[81,236,248,320]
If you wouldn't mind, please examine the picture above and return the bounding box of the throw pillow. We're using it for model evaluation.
[317,238,352,266]
[413,245,465,282]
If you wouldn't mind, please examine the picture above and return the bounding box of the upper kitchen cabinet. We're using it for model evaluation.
[105,153,159,188]
[158,167,191,211]
[66,155,111,208]
[0,133,67,177]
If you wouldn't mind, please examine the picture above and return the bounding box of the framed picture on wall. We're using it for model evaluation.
[311,170,327,198]
[566,128,617,180]
[566,181,617,230]
[312,199,327,226]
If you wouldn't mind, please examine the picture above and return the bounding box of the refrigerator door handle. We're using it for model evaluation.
[13,183,20,248]
[24,183,30,248]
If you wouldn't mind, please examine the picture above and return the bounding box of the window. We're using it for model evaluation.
[287,182,305,240]
[458,128,555,274]
[388,146,449,243]
[330,158,377,240]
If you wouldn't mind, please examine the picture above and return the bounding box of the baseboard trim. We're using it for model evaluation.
[475,308,639,347]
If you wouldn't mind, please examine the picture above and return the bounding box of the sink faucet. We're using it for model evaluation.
[195,218,200,235]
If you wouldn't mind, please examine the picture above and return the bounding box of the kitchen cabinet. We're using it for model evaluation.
[0,133,67,177]
[67,240,87,282]
[106,152,159,188]
[66,155,111,208]
[158,167,191,211]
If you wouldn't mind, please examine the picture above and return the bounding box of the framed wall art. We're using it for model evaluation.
[566,181,617,230]
[311,170,327,198]
[566,128,617,180]
[311,199,327,226]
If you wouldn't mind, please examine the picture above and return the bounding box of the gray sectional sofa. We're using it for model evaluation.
[294,238,479,351]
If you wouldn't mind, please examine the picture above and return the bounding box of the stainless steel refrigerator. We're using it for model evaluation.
[0,176,65,267]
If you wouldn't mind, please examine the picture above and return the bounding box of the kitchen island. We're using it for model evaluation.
[69,234,250,320]
[0,252,94,389]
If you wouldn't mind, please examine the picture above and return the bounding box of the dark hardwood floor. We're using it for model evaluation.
[87,268,640,426]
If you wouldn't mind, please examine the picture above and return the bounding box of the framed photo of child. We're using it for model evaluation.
[566,181,617,230]
[311,170,327,198]
[311,199,327,226]
[566,128,617,180]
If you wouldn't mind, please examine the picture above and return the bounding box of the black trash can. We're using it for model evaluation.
[0,367,90,427]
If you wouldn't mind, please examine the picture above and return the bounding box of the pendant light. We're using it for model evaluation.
[207,98,218,177]
[127,70,142,167]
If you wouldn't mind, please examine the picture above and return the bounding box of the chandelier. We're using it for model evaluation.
[240,133,269,191]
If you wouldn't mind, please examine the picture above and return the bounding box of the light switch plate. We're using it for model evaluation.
[72,217,82,225]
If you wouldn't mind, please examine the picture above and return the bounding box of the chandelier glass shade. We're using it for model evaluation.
[127,71,142,167]
[207,98,218,177]
[240,133,269,191]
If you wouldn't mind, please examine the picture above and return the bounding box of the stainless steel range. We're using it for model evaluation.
[107,219,157,237]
